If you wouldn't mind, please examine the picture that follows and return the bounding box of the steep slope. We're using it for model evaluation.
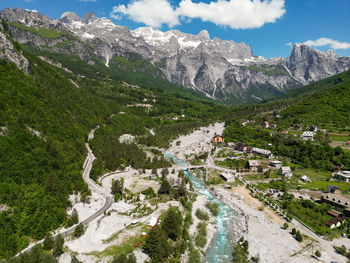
[0,18,227,258]
[278,69,350,128]
[1,7,350,103]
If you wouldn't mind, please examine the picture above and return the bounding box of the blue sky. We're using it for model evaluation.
[0,0,349,58]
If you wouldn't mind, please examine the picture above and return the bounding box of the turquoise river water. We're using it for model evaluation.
[164,153,243,263]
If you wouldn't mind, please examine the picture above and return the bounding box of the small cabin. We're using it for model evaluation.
[212,135,224,144]
[148,217,159,229]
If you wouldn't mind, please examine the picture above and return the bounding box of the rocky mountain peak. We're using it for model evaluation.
[0,7,52,28]
[60,12,81,24]
[83,12,97,24]
[198,30,210,41]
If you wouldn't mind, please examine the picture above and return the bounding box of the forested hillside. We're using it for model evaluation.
[0,20,230,259]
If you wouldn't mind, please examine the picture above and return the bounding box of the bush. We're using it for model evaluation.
[283,223,289,229]
[73,223,84,238]
[315,250,321,257]
[52,235,64,257]
[195,209,209,221]
[291,228,296,235]
[205,201,219,216]
[195,222,207,248]
[43,234,54,250]
[295,231,303,242]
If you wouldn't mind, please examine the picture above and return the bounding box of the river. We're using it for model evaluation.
[164,153,243,263]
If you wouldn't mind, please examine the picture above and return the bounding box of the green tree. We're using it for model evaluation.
[315,250,321,257]
[71,209,79,225]
[291,228,296,235]
[112,253,127,263]
[143,226,170,263]
[43,234,54,250]
[158,174,171,195]
[112,178,124,200]
[283,223,289,230]
[295,231,303,242]
[127,253,137,263]
[52,235,64,257]
[73,223,84,238]
[162,207,183,240]
[71,254,81,263]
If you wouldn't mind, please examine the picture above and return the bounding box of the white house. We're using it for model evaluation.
[301,175,311,183]
[220,172,235,182]
[302,131,314,141]
[252,147,273,159]
[249,160,261,172]
[281,166,293,178]
[148,217,159,229]
[337,171,350,182]
[269,160,282,168]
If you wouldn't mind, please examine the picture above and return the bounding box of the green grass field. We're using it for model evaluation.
[301,180,350,192]
[295,168,332,181]
[329,134,350,142]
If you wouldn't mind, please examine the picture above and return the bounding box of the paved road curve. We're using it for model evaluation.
[17,127,113,256]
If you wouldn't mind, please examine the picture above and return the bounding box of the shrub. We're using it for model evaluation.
[205,201,219,216]
[295,231,303,242]
[291,228,296,235]
[283,223,289,229]
[315,250,321,257]
[195,209,209,221]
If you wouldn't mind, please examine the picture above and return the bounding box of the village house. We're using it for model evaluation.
[326,216,345,229]
[301,175,311,183]
[280,166,293,178]
[322,193,350,215]
[293,123,302,130]
[249,160,261,172]
[309,125,318,132]
[252,147,273,159]
[235,142,247,152]
[263,121,270,128]
[302,131,314,141]
[273,111,281,118]
[282,129,289,134]
[220,172,235,183]
[269,160,282,168]
[337,171,350,182]
[148,217,159,229]
[212,135,224,144]
[327,185,342,194]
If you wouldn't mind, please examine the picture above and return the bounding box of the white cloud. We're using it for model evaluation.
[110,0,179,28]
[303,37,350,50]
[110,0,286,29]
[285,42,292,47]
[178,0,285,29]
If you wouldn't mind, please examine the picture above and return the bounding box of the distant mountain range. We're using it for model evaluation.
[1,7,350,103]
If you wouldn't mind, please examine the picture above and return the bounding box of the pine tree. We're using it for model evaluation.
[43,234,54,250]
[73,223,84,238]
[52,235,64,257]
[161,207,182,240]
[71,209,79,225]
[295,231,303,242]
[158,174,171,195]
[143,226,170,263]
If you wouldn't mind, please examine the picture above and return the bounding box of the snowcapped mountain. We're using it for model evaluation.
[1,7,350,102]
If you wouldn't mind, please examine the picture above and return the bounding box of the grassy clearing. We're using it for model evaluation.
[295,168,332,181]
[9,22,69,39]
[92,235,143,258]
[301,180,350,192]
[329,134,350,142]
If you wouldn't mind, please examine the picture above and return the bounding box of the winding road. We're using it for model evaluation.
[17,126,114,256]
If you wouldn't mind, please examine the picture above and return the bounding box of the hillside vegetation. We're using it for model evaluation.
[0,22,230,258]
